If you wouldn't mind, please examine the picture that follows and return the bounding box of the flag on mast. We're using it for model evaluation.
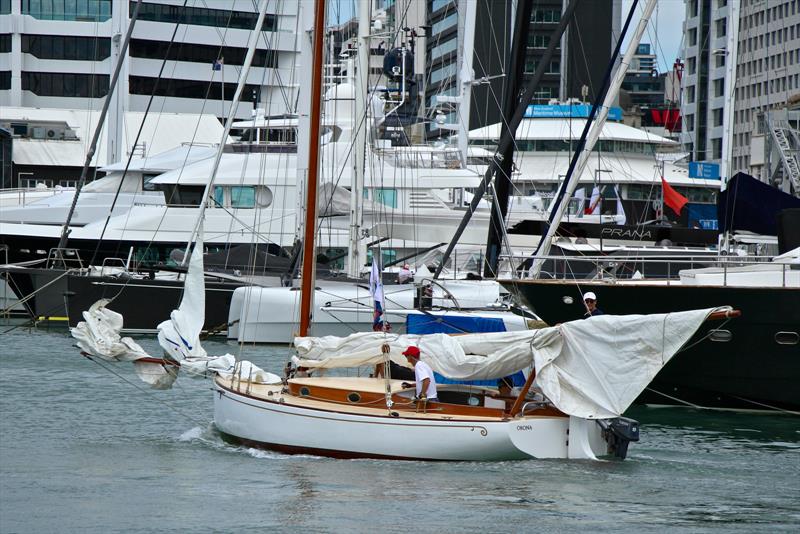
[369,257,388,331]
[661,175,688,215]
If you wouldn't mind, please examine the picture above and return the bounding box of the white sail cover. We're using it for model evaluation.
[294,307,726,419]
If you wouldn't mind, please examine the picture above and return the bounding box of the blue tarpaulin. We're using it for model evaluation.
[406,313,507,335]
[406,312,525,387]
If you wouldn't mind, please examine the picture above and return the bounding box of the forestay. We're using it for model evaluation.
[294,307,726,419]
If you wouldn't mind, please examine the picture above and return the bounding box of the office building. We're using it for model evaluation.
[682,0,800,193]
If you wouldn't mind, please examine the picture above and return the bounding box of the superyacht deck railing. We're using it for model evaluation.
[497,253,797,288]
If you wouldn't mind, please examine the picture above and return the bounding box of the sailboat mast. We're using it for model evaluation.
[56,0,143,253]
[346,0,370,278]
[483,0,534,277]
[299,0,328,337]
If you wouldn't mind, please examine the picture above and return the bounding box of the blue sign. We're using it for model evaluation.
[688,161,721,179]
[524,104,623,122]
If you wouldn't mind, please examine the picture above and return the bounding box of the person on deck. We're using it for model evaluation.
[400,345,438,403]
[397,263,413,284]
[583,291,604,318]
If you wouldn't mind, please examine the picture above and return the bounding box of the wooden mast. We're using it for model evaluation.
[299,0,327,337]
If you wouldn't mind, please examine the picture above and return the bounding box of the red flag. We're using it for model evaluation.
[661,175,688,215]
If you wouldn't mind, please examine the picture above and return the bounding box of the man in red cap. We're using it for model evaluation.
[401,345,438,402]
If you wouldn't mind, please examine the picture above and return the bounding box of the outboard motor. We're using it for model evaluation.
[597,417,640,460]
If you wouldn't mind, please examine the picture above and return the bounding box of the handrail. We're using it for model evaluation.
[495,252,797,288]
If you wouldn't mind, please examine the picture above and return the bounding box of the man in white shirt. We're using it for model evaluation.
[401,345,438,402]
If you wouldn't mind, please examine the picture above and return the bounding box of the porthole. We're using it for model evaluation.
[347,392,361,403]
[775,331,799,345]
[299,386,311,397]
[709,329,732,342]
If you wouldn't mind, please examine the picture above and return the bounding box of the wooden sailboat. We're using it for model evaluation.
[210,0,739,461]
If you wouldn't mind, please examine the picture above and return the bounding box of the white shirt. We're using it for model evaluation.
[398,267,413,283]
[414,360,437,399]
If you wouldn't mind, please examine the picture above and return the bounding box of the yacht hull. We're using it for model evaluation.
[213,380,608,461]
[65,273,246,333]
[503,280,800,411]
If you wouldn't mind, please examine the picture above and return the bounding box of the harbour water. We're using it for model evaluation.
[1,327,798,533]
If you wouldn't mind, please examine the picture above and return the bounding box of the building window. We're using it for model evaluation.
[22,0,112,22]
[22,35,111,61]
[687,57,696,75]
[713,78,724,97]
[131,1,276,31]
[128,75,260,102]
[530,34,551,48]
[712,138,722,159]
[129,39,277,68]
[689,28,697,46]
[0,0,10,14]
[713,108,723,126]
[0,70,10,90]
[687,85,696,103]
[0,34,11,53]
[532,9,560,23]
[21,71,109,97]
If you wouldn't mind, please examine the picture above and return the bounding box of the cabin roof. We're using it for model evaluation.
[469,118,677,145]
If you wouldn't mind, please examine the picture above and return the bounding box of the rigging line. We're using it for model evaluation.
[643,387,704,409]
[82,355,206,425]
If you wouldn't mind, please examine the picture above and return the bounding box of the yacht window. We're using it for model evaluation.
[214,186,225,207]
[709,329,733,342]
[775,332,799,345]
[374,188,397,208]
[231,186,256,208]
[162,185,205,207]
[255,186,273,208]
[142,173,159,191]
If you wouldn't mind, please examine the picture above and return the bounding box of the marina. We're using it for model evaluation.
[2,0,800,530]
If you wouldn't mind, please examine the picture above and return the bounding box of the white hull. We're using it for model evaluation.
[213,379,609,461]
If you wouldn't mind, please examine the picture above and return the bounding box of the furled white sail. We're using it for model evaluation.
[294,307,726,419]
[71,235,279,387]
[157,234,208,361]
[72,298,151,362]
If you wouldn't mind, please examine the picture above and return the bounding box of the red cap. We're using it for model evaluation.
[402,345,420,358]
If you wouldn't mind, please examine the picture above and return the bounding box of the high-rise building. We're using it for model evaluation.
[424,0,621,139]
[0,1,299,122]
[681,0,800,192]
[621,43,665,107]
